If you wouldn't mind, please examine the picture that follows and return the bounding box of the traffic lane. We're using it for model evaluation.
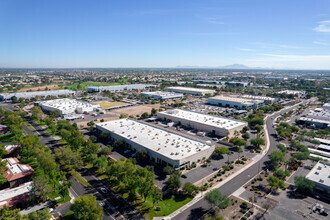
[172,104,303,220]
[80,168,146,220]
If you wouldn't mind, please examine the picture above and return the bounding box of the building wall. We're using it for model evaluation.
[166,88,214,96]
[208,98,254,109]
[96,125,214,169]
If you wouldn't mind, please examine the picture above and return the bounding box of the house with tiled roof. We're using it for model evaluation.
[2,157,34,188]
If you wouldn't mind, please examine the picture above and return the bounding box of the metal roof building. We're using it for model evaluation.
[96,119,214,169]
[166,87,215,96]
[157,109,247,137]
[306,161,330,195]
[141,91,184,100]
[0,89,75,101]
[87,84,157,93]
[38,98,100,116]
[208,95,264,109]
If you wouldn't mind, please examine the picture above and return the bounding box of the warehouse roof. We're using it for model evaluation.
[306,161,330,187]
[39,98,99,113]
[97,119,212,160]
[0,89,75,100]
[158,109,247,130]
[209,95,262,104]
[166,87,215,93]
[141,91,184,99]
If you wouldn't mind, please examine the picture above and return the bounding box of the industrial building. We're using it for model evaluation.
[157,109,247,137]
[141,91,184,100]
[309,138,330,160]
[166,87,215,96]
[87,84,157,93]
[0,89,75,101]
[0,181,32,209]
[38,98,101,116]
[277,90,305,97]
[306,161,330,195]
[208,95,264,109]
[96,119,215,169]
[298,103,330,128]
[240,95,278,104]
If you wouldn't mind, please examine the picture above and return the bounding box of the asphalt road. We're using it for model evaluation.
[24,118,146,220]
[172,99,315,220]
[0,102,146,220]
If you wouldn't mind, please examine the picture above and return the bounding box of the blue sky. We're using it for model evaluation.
[0,0,330,69]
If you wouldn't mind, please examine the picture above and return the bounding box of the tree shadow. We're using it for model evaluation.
[187,207,210,220]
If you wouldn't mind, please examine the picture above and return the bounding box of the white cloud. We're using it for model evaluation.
[204,17,224,24]
[244,54,330,69]
[313,40,329,46]
[237,48,254,52]
[314,20,330,33]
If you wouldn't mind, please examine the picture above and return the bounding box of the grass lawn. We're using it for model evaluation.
[87,163,192,219]
[60,160,91,187]
[23,121,35,131]
[49,191,71,206]
[135,194,192,219]
[93,101,126,109]
[62,211,75,220]
[0,133,15,142]
[33,118,46,126]
[68,82,121,90]
[68,168,91,187]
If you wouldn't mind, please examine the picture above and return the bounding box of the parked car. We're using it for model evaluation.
[100,187,108,194]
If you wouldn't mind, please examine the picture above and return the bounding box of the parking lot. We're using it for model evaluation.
[267,187,329,220]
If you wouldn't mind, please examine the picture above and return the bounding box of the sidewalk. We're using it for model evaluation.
[162,113,273,220]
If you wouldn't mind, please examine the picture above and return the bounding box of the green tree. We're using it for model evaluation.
[26,207,52,220]
[250,137,265,149]
[19,135,41,160]
[151,186,163,207]
[267,176,285,192]
[163,166,173,175]
[70,195,103,220]
[182,182,199,197]
[136,149,148,161]
[255,125,263,133]
[0,206,23,220]
[31,175,52,202]
[166,172,181,192]
[205,189,231,211]
[270,151,284,168]
[294,176,315,194]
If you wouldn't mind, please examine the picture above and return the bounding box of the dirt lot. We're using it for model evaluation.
[93,101,127,109]
[18,84,61,92]
[110,104,161,117]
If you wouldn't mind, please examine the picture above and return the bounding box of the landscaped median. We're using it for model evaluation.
[60,160,91,187]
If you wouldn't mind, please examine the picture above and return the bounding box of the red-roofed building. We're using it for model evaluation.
[2,157,34,188]
[0,182,32,209]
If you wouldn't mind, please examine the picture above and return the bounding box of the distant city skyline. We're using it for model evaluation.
[1,0,330,69]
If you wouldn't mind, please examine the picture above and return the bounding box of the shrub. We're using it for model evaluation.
[241,201,248,209]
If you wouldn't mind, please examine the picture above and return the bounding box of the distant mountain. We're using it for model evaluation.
[175,64,252,69]
[220,64,250,69]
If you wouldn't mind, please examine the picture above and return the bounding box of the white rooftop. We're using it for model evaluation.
[167,87,215,93]
[97,119,212,160]
[209,95,262,104]
[39,98,99,113]
[241,95,276,101]
[306,161,330,187]
[4,145,19,152]
[158,109,247,130]
[277,90,305,94]
[315,138,330,145]
[0,181,32,203]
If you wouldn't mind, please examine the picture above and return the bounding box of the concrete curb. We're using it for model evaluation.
[163,113,275,220]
